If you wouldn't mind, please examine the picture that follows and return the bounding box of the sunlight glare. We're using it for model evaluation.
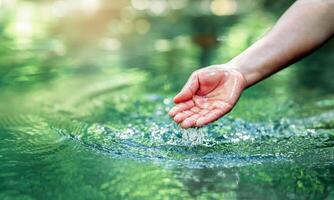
[211,0,237,16]
[131,0,149,10]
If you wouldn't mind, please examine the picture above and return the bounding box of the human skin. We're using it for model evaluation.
[169,0,334,128]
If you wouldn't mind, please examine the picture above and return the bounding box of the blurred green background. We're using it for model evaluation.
[0,0,334,199]
[0,0,333,95]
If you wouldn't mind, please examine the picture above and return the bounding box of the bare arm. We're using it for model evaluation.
[170,0,334,128]
[230,0,334,87]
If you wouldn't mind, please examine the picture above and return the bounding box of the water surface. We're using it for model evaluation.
[0,1,334,199]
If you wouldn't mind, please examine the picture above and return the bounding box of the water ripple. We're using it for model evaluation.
[0,101,333,169]
[47,110,334,168]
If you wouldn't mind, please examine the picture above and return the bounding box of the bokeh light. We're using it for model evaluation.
[154,39,172,52]
[131,0,149,10]
[210,0,237,16]
[100,38,122,51]
[135,19,151,34]
[148,0,169,16]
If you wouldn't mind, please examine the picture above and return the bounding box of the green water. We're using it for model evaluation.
[1,62,334,200]
[1,1,334,199]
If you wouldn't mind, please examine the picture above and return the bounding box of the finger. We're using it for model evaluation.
[173,72,199,103]
[195,109,223,127]
[196,106,232,127]
[198,109,210,116]
[196,70,227,96]
[190,106,201,113]
[208,101,233,110]
[169,100,195,117]
[180,114,201,129]
[173,110,194,123]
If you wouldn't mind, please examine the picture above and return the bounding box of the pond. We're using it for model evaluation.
[0,0,334,199]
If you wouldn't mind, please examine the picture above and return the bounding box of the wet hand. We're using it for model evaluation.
[169,64,246,128]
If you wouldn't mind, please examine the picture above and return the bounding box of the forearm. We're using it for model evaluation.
[229,0,334,87]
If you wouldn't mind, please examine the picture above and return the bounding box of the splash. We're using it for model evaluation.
[1,96,333,169]
[47,107,334,168]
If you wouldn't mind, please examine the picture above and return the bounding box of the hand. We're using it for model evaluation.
[169,64,247,128]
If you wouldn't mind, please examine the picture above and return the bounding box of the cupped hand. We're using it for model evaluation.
[169,64,247,128]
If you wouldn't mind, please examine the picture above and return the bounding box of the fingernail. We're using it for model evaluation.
[174,114,183,123]
[169,109,176,116]
[195,118,205,127]
[181,123,190,129]
[195,121,203,127]
[181,119,194,128]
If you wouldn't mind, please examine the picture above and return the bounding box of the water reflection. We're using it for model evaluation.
[0,0,334,199]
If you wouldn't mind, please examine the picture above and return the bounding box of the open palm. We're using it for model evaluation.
[169,65,246,128]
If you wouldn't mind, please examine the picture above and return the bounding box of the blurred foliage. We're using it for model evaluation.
[0,0,331,95]
[0,0,334,200]
[0,0,332,94]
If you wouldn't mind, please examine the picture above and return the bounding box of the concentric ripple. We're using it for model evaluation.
[1,96,333,169]
[44,98,334,168]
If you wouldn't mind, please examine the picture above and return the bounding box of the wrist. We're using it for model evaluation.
[227,59,252,88]
[216,63,249,90]
[228,54,264,88]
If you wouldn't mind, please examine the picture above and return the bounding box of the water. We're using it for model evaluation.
[1,1,334,199]
[1,74,334,199]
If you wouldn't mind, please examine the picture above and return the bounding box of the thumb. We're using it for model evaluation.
[173,72,199,103]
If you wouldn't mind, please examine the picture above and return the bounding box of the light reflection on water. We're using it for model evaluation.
[1,94,333,168]
[0,50,333,199]
[0,90,334,199]
[1,0,334,199]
